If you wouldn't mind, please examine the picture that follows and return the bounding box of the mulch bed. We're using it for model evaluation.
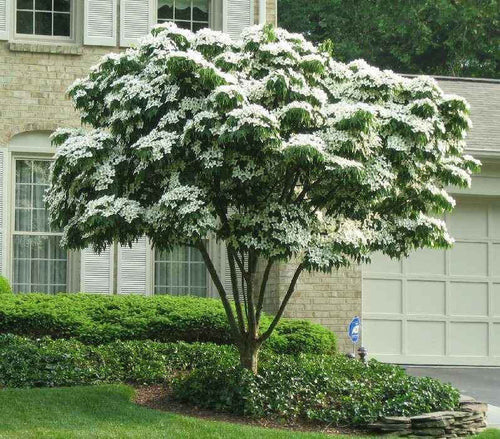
[133,385,368,436]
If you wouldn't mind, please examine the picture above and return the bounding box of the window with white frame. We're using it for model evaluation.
[12,159,67,293]
[16,0,72,38]
[157,0,209,32]
[154,246,207,296]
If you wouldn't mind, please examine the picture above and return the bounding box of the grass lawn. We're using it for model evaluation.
[0,384,365,439]
[0,384,497,439]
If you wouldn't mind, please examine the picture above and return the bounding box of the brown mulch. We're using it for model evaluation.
[133,385,368,436]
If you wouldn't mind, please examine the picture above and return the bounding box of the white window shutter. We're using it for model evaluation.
[81,247,114,293]
[223,0,253,40]
[0,0,9,41]
[221,243,247,301]
[117,237,149,294]
[120,0,155,47]
[84,0,118,46]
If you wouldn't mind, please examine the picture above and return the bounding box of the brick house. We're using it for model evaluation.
[0,1,499,366]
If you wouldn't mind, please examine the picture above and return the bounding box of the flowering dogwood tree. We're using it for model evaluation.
[47,23,479,373]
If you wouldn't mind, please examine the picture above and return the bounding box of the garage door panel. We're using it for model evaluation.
[363,320,402,354]
[365,252,402,274]
[407,321,445,356]
[447,203,488,238]
[493,324,500,356]
[492,244,500,276]
[449,242,488,276]
[449,322,488,356]
[491,203,500,238]
[450,282,488,316]
[363,279,402,314]
[407,281,445,315]
[493,284,500,316]
[363,197,499,366]
[406,248,446,275]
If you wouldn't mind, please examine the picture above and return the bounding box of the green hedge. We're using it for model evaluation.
[0,334,237,387]
[0,294,336,355]
[0,334,460,427]
[0,276,12,295]
[173,355,461,426]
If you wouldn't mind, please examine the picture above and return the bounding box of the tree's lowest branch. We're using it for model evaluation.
[258,262,305,343]
[255,258,274,325]
[196,240,240,340]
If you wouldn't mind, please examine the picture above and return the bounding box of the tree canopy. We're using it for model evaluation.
[278,0,499,78]
[47,23,478,371]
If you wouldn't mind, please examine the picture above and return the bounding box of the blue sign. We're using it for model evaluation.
[348,316,361,344]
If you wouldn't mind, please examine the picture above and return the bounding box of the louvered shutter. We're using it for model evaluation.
[0,0,9,40]
[117,237,149,294]
[84,0,118,46]
[223,0,253,40]
[221,243,247,301]
[120,0,155,47]
[81,247,114,293]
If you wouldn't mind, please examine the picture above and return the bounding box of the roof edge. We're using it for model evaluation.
[403,74,500,85]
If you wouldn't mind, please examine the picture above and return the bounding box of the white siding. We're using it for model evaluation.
[81,246,114,293]
[224,0,252,40]
[84,0,118,46]
[117,237,149,294]
[120,0,155,47]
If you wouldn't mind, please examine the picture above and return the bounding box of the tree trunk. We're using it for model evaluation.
[239,341,259,374]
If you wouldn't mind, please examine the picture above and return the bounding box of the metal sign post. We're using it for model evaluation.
[348,315,361,357]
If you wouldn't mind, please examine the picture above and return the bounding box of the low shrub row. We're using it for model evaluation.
[0,334,460,427]
[0,293,336,355]
[0,334,237,387]
[173,355,461,426]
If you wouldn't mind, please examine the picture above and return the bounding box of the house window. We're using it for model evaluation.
[157,0,209,32]
[16,0,72,38]
[154,246,207,296]
[12,159,67,293]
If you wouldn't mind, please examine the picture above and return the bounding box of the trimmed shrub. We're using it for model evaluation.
[0,334,460,428]
[0,276,12,295]
[0,293,336,355]
[0,334,237,387]
[172,355,460,426]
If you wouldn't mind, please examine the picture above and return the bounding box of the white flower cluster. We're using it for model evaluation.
[48,22,478,270]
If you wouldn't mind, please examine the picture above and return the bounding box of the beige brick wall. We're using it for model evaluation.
[261,260,362,353]
[254,0,278,26]
[0,42,118,146]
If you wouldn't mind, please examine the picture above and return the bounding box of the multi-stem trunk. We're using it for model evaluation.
[197,240,305,375]
[238,338,260,374]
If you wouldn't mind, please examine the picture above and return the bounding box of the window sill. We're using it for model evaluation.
[8,41,83,56]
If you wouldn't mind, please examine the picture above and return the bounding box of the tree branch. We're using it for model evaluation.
[258,263,305,343]
[255,258,274,324]
[196,240,240,340]
[246,250,258,337]
[227,245,247,335]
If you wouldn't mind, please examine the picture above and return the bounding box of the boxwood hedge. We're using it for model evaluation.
[0,293,336,355]
[0,334,237,387]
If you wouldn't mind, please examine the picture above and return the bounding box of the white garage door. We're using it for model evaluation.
[363,198,500,365]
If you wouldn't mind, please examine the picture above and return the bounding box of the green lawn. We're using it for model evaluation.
[0,384,498,439]
[0,384,364,439]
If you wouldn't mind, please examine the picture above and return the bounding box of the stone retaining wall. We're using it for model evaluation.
[368,395,488,437]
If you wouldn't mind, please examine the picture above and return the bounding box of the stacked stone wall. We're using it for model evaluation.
[368,396,488,438]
